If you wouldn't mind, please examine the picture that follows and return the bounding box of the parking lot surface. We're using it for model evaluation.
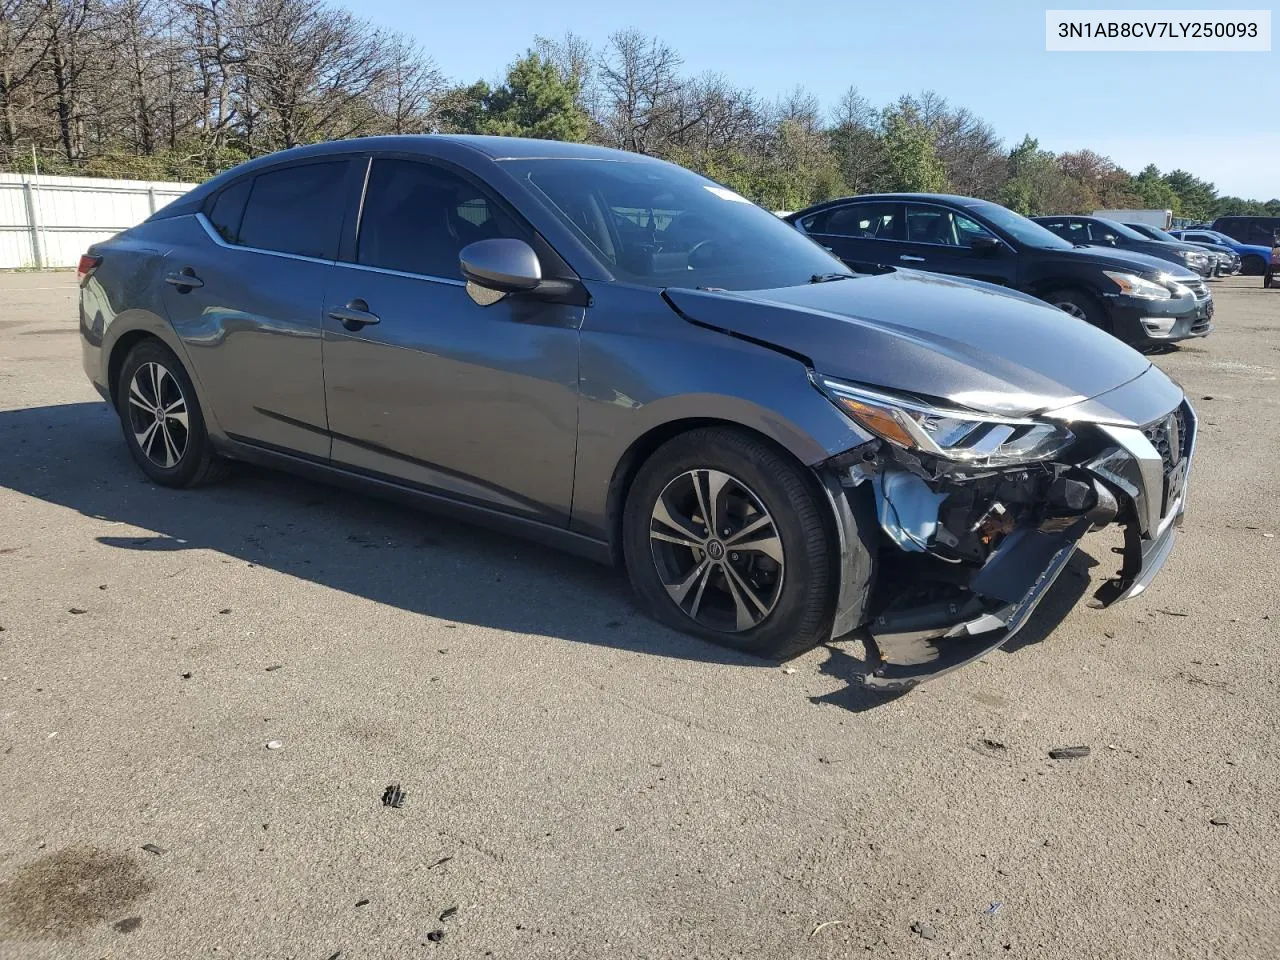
[1,272,1277,959]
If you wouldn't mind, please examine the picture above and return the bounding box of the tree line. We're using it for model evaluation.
[1,0,1276,221]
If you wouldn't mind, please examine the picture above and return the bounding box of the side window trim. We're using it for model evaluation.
[902,202,1000,249]
[195,210,337,267]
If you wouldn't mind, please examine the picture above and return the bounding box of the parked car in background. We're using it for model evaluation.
[1124,222,1240,276]
[1209,215,1280,248]
[1170,228,1274,275]
[1266,239,1278,288]
[786,194,1213,348]
[1033,215,1214,278]
[78,137,1197,691]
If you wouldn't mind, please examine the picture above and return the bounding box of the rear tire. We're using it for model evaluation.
[116,339,228,488]
[622,427,838,659]
[1043,287,1109,332]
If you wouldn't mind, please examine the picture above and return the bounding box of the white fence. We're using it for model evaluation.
[0,172,197,269]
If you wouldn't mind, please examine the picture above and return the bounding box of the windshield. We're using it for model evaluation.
[1139,225,1180,243]
[501,158,849,290]
[962,200,1074,250]
[1096,218,1150,242]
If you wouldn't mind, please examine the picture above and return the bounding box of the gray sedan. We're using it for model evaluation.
[78,136,1194,690]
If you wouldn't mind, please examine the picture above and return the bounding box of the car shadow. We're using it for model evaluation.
[0,402,1091,712]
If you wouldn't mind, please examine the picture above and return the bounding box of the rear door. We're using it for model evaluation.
[894,203,1018,285]
[160,158,358,458]
[320,156,582,524]
[796,201,902,270]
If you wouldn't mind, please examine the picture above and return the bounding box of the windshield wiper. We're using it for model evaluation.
[809,272,853,283]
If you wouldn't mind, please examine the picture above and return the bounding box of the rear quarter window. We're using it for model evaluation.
[206,178,251,243]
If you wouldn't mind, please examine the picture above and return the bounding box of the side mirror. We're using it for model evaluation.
[460,238,541,306]
[969,235,1002,255]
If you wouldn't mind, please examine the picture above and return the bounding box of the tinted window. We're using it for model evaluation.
[805,203,897,239]
[237,161,348,259]
[904,205,994,246]
[504,157,848,291]
[357,159,526,279]
[207,178,251,243]
[1086,221,1122,244]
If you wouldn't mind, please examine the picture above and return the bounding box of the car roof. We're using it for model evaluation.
[153,135,665,220]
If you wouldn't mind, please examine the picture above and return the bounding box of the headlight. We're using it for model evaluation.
[818,379,1076,467]
[1103,270,1172,300]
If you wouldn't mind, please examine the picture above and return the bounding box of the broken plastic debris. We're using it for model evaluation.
[141,843,166,856]
[265,740,283,750]
[811,920,846,937]
[425,930,445,943]
[68,608,87,615]
[440,906,458,921]
[382,784,405,808]
[1210,816,1229,826]
[782,667,797,675]
[985,901,1003,915]
[910,921,936,940]
[1048,745,1090,760]
[264,664,282,672]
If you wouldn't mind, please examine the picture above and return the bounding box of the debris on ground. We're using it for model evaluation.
[429,856,452,869]
[1048,746,1090,760]
[1157,609,1190,617]
[810,920,845,937]
[68,608,86,615]
[440,906,458,921]
[325,952,342,960]
[140,844,166,856]
[382,784,405,808]
[265,740,283,750]
[782,667,797,675]
[180,672,192,680]
[264,664,282,672]
[985,901,1003,915]
[425,930,446,943]
[1210,816,1229,826]
[910,920,937,940]
[355,899,370,907]
[113,916,142,933]
[219,608,231,614]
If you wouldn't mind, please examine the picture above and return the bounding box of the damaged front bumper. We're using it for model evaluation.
[820,401,1197,692]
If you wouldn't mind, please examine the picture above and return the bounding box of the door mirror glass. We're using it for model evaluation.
[969,235,1002,254]
[460,238,542,305]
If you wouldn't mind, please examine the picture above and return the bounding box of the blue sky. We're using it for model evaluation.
[352,0,1278,200]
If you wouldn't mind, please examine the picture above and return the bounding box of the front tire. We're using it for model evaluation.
[622,427,837,659]
[116,339,226,487]
[1043,287,1109,331]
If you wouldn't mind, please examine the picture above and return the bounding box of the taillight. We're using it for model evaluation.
[77,253,102,284]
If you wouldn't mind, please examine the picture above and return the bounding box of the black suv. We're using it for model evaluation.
[786,194,1213,348]
[1032,215,1213,278]
[1210,215,1280,247]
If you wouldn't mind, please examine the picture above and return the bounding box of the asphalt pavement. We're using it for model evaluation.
[0,272,1277,959]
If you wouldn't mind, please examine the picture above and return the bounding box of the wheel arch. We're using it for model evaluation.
[604,417,839,570]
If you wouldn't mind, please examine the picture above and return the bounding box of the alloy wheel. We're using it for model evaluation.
[648,469,785,632]
[125,361,189,468]
[1053,300,1088,320]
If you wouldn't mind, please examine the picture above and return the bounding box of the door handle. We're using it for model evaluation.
[899,255,926,263]
[328,299,381,331]
[165,269,203,289]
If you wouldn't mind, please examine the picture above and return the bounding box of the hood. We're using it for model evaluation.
[1051,244,1199,279]
[664,269,1152,417]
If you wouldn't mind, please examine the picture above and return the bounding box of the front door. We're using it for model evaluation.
[321,157,582,525]
[895,203,1018,286]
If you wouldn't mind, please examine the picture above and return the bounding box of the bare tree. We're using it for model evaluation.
[596,29,683,155]
[0,0,55,153]
[373,32,443,134]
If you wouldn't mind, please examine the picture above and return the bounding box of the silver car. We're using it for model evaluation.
[79,136,1195,690]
